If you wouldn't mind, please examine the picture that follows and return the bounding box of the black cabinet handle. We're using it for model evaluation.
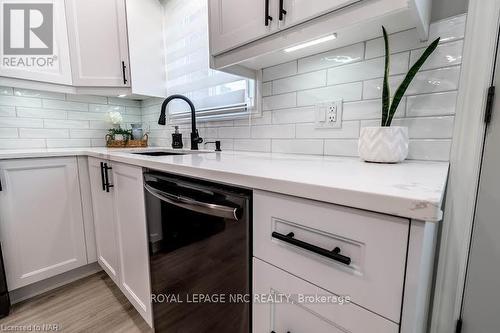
[271,231,351,265]
[103,163,114,192]
[121,61,128,85]
[0,178,2,191]
[279,0,287,20]
[265,0,273,26]
[100,162,106,191]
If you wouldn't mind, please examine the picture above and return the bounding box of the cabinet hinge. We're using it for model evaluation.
[455,317,463,333]
[485,85,496,124]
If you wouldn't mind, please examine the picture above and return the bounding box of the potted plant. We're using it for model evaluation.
[358,27,440,163]
[106,111,128,141]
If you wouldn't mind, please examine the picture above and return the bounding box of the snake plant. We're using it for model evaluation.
[381,27,440,126]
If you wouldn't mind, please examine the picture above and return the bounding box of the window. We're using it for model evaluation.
[162,0,255,122]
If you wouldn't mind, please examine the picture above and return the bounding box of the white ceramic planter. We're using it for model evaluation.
[358,126,409,163]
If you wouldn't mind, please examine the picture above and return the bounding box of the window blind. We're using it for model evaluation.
[162,0,254,121]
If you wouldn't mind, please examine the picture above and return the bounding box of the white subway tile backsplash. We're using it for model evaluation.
[327,52,409,85]
[298,43,364,73]
[410,40,463,71]
[296,121,360,139]
[0,128,18,138]
[297,82,362,106]
[19,128,69,139]
[67,111,108,121]
[406,92,457,117]
[107,97,141,107]
[0,87,13,95]
[233,112,272,126]
[263,93,296,111]
[407,66,461,94]
[361,116,454,139]
[272,106,316,124]
[66,94,108,104]
[0,117,43,128]
[251,124,295,138]
[324,139,359,157]
[89,104,125,113]
[263,61,297,82]
[273,70,327,95]
[70,129,108,139]
[218,126,251,139]
[13,88,65,100]
[43,99,88,111]
[363,75,404,99]
[407,139,452,161]
[44,119,90,129]
[233,139,271,152]
[0,139,45,149]
[0,95,41,108]
[365,14,466,59]
[272,139,324,155]
[262,82,272,97]
[46,139,91,148]
[343,99,405,121]
[16,107,67,119]
[0,106,16,117]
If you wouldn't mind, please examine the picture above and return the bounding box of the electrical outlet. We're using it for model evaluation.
[315,100,342,129]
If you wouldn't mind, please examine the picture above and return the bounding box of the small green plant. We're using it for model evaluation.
[381,26,440,126]
[108,127,132,140]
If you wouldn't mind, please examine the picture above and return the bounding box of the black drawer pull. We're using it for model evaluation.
[265,0,273,26]
[271,231,351,265]
[122,61,128,85]
[103,163,114,192]
[279,0,287,20]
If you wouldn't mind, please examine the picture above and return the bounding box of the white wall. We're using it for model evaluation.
[143,15,466,161]
[0,90,141,149]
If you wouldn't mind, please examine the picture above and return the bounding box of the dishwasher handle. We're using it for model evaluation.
[144,183,243,221]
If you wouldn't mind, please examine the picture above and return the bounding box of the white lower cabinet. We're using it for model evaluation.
[87,157,152,327]
[112,162,152,327]
[253,258,398,333]
[0,157,87,290]
[88,157,120,283]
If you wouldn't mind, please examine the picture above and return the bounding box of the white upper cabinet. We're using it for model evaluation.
[65,0,130,87]
[209,0,433,76]
[0,157,87,290]
[208,0,278,55]
[277,0,359,29]
[0,0,72,85]
[0,0,166,98]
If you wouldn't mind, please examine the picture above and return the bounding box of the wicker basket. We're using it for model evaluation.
[106,133,148,148]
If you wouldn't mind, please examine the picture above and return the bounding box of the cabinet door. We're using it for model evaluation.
[88,157,120,284]
[0,0,72,84]
[112,162,152,327]
[278,0,360,29]
[0,157,86,290]
[208,0,278,55]
[65,0,130,87]
[253,258,399,333]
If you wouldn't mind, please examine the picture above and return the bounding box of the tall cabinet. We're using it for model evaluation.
[87,157,152,327]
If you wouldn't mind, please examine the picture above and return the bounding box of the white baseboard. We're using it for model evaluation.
[9,263,102,304]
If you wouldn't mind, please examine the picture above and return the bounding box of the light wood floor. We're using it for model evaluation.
[0,272,152,333]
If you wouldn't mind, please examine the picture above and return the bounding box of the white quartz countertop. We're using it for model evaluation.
[0,147,449,222]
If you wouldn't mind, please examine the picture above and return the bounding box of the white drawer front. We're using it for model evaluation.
[253,258,398,333]
[253,190,409,322]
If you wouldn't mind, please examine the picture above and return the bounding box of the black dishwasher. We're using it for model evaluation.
[143,172,251,333]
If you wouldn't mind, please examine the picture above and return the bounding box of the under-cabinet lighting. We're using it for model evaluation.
[118,94,128,98]
[284,34,337,53]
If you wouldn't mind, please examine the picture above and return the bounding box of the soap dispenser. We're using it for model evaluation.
[171,126,183,149]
